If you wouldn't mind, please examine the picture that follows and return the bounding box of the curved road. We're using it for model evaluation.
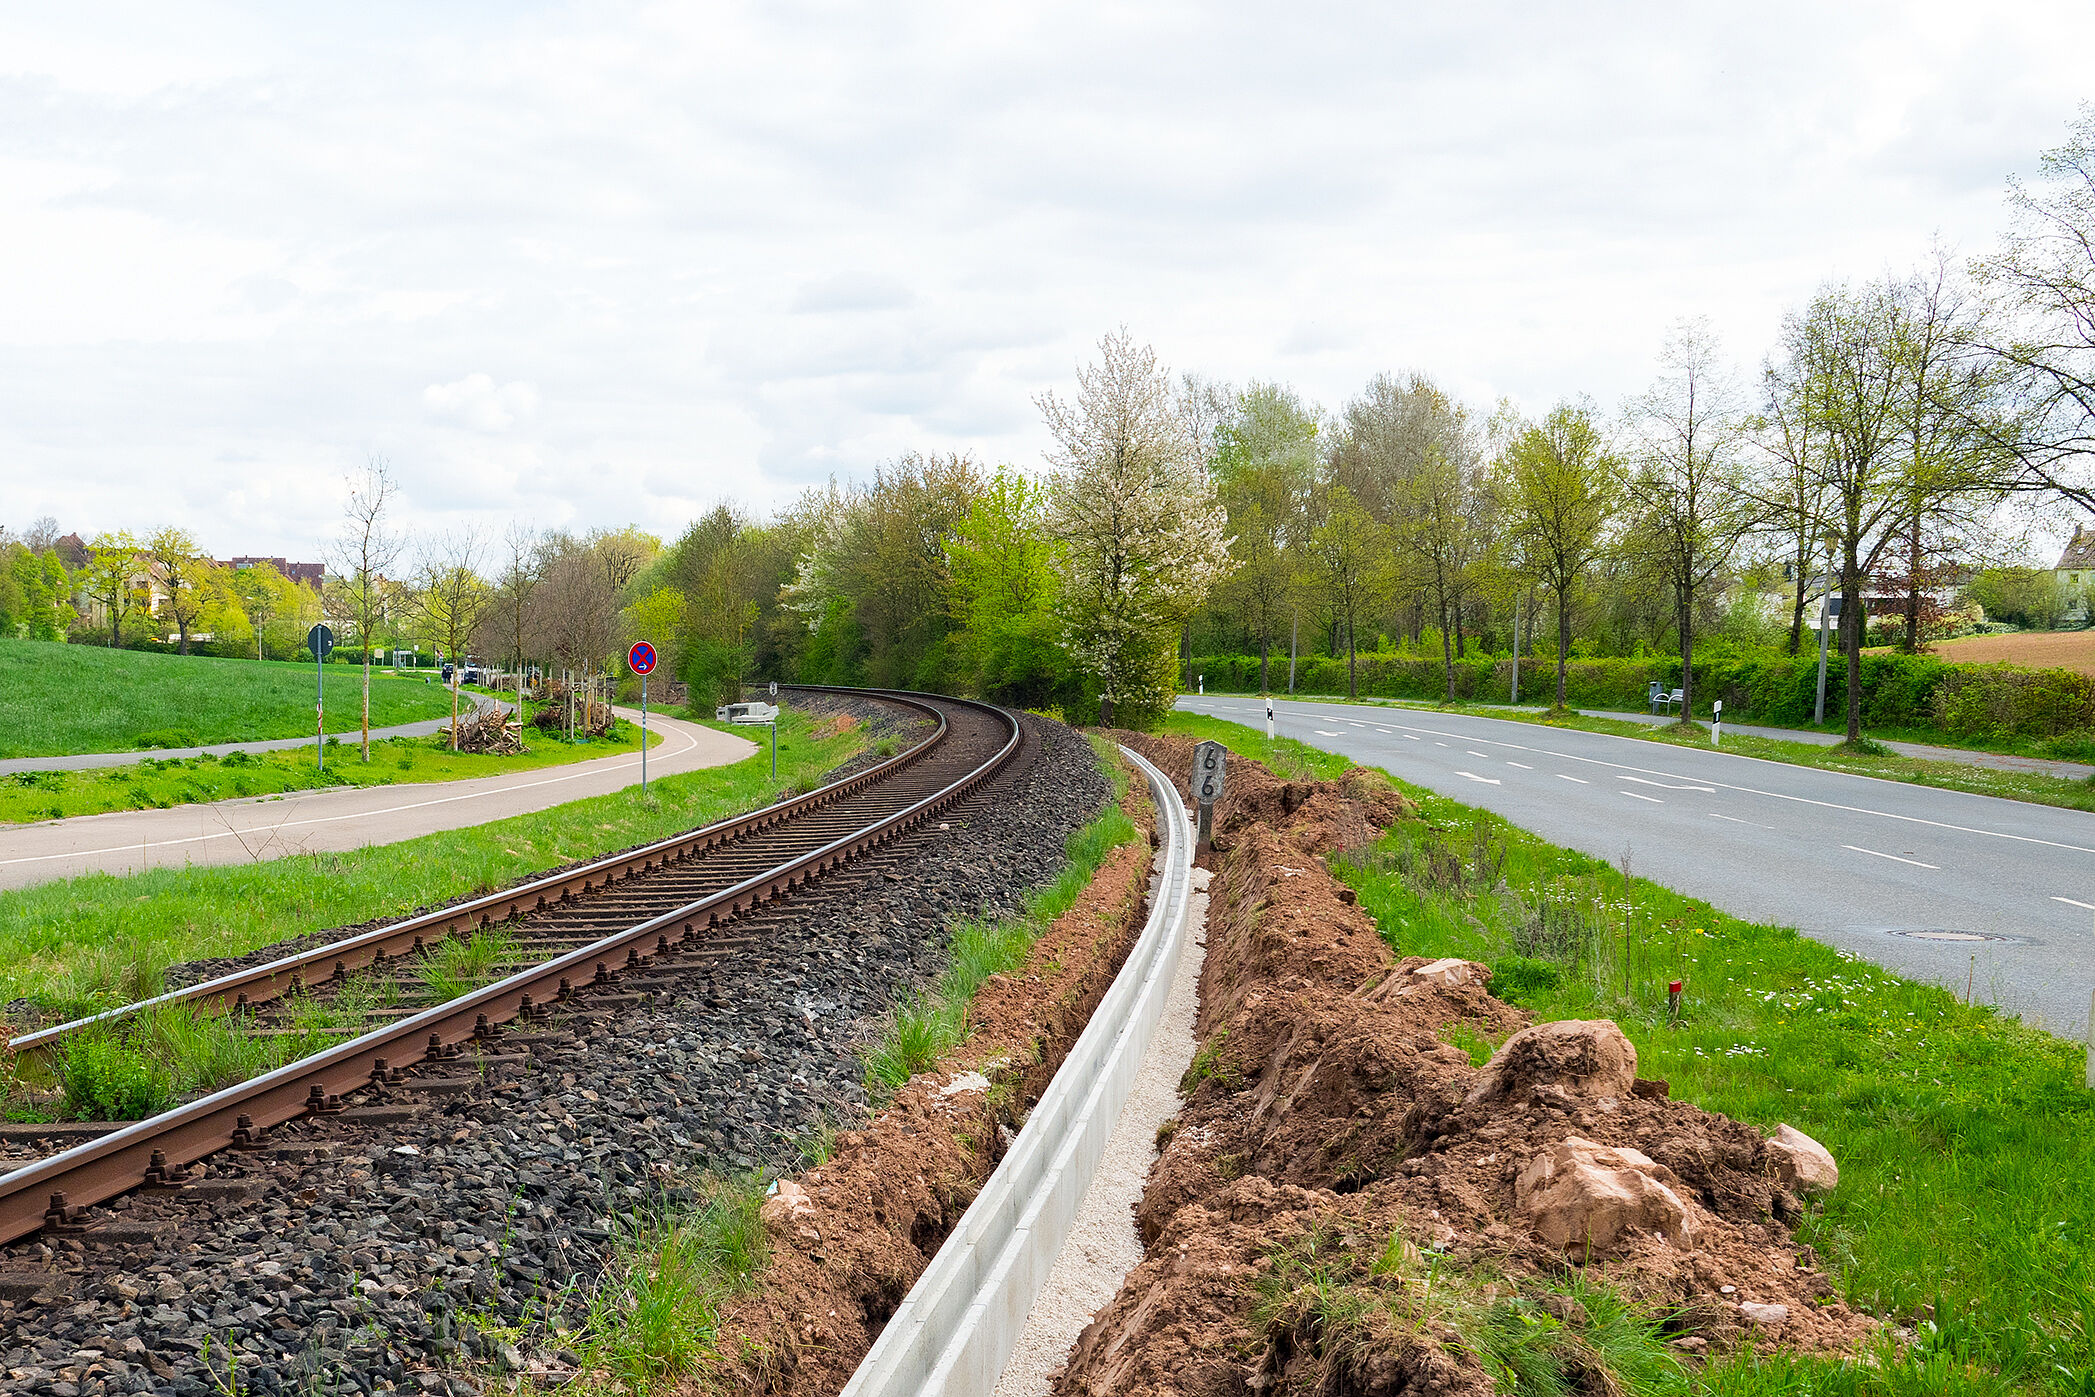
[1182,694,2095,1037]
[0,709,755,892]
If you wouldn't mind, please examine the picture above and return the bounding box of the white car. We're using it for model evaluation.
[714,702,779,725]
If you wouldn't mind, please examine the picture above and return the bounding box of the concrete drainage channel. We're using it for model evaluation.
[842,744,1197,1397]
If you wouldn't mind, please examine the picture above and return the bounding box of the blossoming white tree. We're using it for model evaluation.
[1039,329,1232,725]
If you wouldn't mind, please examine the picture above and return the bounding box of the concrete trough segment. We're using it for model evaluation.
[842,744,1197,1397]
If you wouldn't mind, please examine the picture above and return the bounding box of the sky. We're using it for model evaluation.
[2,2,2093,563]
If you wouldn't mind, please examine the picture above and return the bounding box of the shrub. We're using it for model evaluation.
[57,1034,176,1120]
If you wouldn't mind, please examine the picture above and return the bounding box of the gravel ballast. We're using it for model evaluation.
[0,708,1103,1397]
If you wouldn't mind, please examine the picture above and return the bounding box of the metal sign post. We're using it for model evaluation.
[627,641,657,794]
[769,681,780,781]
[1192,739,1227,855]
[307,623,334,770]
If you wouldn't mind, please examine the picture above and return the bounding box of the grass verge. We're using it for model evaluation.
[1165,711,2095,1395]
[0,720,655,824]
[0,638,456,758]
[0,709,860,1015]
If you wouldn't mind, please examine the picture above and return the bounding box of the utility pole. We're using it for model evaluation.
[1813,543,1835,727]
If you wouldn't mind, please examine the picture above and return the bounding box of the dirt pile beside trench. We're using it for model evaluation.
[698,762,1157,1397]
[1053,750,1875,1397]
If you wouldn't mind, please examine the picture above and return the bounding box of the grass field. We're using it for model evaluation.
[1167,711,2095,1395]
[0,718,655,823]
[0,709,860,1019]
[0,638,455,758]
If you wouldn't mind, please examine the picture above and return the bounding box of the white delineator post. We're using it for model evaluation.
[1265,697,1275,741]
[1712,699,1723,747]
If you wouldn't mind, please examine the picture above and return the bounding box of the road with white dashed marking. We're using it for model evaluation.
[1181,694,2095,1036]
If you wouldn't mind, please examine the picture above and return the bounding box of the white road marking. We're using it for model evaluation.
[1557,774,1589,784]
[1843,845,1939,870]
[1710,813,1775,829]
[1622,791,1665,803]
[1468,751,1489,758]
[1456,771,1501,785]
[1507,761,1533,769]
[1314,730,1342,737]
[2052,896,2095,910]
[1404,734,1419,741]
[1621,773,1715,793]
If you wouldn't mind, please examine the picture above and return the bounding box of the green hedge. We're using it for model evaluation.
[1191,650,2095,742]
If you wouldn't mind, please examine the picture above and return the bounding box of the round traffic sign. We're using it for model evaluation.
[627,641,657,676]
[306,623,334,660]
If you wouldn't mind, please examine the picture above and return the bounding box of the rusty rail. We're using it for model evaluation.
[8,687,947,1067]
[0,690,1019,1245]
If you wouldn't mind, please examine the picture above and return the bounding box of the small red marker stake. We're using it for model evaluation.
[1667,979,1683,1024]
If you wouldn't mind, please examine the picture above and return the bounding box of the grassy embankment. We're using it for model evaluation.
[1234,692,2095,815]
[551,737,1143,1396]
[0,709,856,1021]
[0,638,456,758]
[0,717,655,823]
[1167,710,2095,1396]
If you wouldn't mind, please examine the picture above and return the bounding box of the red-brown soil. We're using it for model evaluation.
[1053,741,1875,1397]
[695,758,1162,1395]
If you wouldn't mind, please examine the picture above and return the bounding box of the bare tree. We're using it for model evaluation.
[411,527,494,749]
[329,458,407,762]
[1623,319,1757,724]
[528,545,619,730]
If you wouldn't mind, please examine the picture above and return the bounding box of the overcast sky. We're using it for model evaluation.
[3,2,2093,562]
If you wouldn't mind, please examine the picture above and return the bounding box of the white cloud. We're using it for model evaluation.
[1,1,2093,558]
[422,374,539,433]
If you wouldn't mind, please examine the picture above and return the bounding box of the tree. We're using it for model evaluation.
[145,527,210,655]
[476,522,543,677]
[1502,402,1621,708]
[1623,319,1756,724]
[1974,104,2095,513]
[81,531,144,647]
[1310,486,1383,699]
[1039,329,1231,726]
[1212,383,1317,692]
[947,468,1065,705]
[411,528,494,749]
[329,459,408,761]
[1751,361,1837,655]
[586,526,660,600]
[1388,441,1488,701]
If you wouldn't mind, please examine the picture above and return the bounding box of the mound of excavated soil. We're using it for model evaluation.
[1055,739,1874,1397]
[699,757,1159,1396]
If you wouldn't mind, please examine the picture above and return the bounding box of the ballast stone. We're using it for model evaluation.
[1515,1135,1699,1255]
[1765,1123,1839,1194]
[1466,1018,1637,1106]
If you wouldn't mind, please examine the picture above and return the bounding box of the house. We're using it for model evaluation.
[222,556,327,588]
[2056,527,2095,589]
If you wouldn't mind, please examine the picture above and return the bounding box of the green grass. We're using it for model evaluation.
[0,709,862,1014]
[0,638,458,758]
[567,1174,771,1396]
[0,720,656,823]
[1166,712,2095,1394]
[418,927,518,1004]
[860,757,1140,1100]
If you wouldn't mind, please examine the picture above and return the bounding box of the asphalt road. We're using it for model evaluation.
[0,708,754,892]
[1180,694,2095,1038]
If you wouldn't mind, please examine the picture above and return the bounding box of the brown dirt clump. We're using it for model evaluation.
[1053,746,1876,1397]
[696,761,1158,1396]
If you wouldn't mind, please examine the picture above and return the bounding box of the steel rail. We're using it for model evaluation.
[0,691,1020,1246]
[8,687,948,1066]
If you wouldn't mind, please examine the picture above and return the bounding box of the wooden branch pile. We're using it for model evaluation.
[446,705,526,755]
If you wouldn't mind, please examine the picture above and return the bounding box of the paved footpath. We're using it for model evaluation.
[0,694,510,777]
[0,709,755,892]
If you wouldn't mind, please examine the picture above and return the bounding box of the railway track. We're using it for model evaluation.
[0,688,1021,1247]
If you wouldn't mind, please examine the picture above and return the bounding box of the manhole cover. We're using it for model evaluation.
[1885,929,2007,942]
